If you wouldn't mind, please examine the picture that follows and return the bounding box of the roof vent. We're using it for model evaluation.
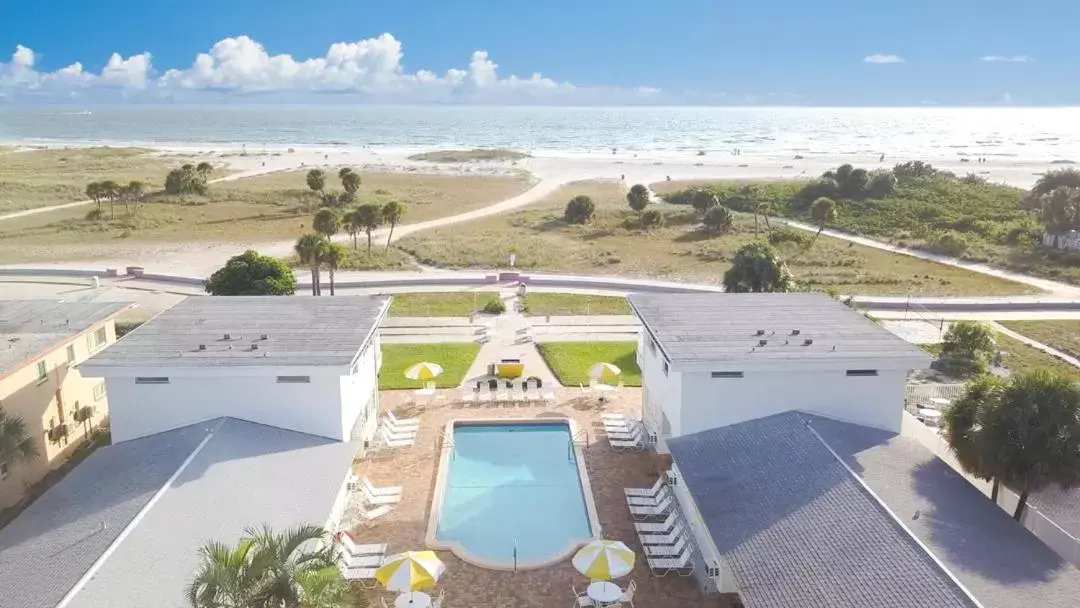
[260,334,269,340]
[251,343,259,351]
[755,329,766,336]
[803,338,813,346]
[198,344,207,351]
[223,333,232,340]
[227,345,233,350]
[791,329,801,336]
[758,339,768,347]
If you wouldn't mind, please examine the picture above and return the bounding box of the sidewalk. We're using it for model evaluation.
[460,283,561,388]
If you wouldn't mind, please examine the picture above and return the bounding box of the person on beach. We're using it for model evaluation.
[880,153,885,162]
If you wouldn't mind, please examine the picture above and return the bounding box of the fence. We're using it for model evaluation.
[903,383,965,409]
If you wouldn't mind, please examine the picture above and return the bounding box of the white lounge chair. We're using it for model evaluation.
[610,435,645,451]
[380,423,417,440]
[645,536,689,558]
[495,389,508,404]
[629,496,672,520]
[510,390,525,404]
[635,511,679,534]
[361,488,400,506]
[385,411,419,428]
[608,423,642,441]
[625,477,666,498]
[601,412,629,422]
[361,478,402,497]
[339,533,387,557]
[460,388,476,404]
[639,522,686,546]
[627,487,670,507]
[339,565,378,586]
[357,504,393,525]
[541,389,555,403]
[647,547,695,576]
[580,383,593,395]
[377,428,414,448]
[340,552,384,568]
[479,389,492,404]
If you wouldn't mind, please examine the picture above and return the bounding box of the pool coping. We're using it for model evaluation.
[425,417,603,571]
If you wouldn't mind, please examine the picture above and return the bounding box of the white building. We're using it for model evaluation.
[627,292,932,452]
[80,295,390,444]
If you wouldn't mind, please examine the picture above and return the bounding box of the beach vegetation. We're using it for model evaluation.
[381,200,406,247]
[318,241,347,296]
[0,409,39,477]
[294,233,327,296]
[932,321,996,377]
[407,148,530,162]
[722,242,795,293]
[809,197,837,244]
[305,169,326,196]
[388,292,488,317]
[701,205,734,233]
[627,183,650,212]
[481,297,507,314]
[164,163,210,196]
[312,208,340,238]
[691,189,719,216]
[205,249,297,296]
[639,208,664,230]
[348,203,382,254]
[564,194,596,224]
[339,167,361,202]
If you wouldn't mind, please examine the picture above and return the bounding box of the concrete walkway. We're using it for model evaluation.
[460,283,561,388]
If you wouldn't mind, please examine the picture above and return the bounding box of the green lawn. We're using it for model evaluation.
[536,341,642,387]
[388,292,496,317]
[522,293,631,316]
[998,321,1080,358]
[994,332,1080,381]
[379,343,481,389]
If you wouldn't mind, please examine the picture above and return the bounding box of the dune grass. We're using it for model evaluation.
[998,320,1080,358]
[522,293,631,316]
[994,333,1080,381]
[394,180,1031,296]
[407,149,531,162]
[536,341,642,387]
[379,343,481,389]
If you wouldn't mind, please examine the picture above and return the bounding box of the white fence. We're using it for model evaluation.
[903,383,966,408]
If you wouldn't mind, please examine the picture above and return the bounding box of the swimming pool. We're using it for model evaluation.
[427,419,600,570]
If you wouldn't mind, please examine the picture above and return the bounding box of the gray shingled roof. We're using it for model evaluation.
[0,418,357,608]
[83,295,388,369]
[667,412,977,608]
[628,292,931,365]
[0,300,129,376]
[810,415,1080,608]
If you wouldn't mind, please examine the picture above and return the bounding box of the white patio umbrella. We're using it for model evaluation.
[588,362,621,379]
[375,550,446,596]
[404,362,443,381]
[572,539,636,580]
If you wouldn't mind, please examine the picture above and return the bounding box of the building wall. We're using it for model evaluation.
[638,331,682,452]
[341,337,381,444]
[0,320,115,509]
[104,372,351,443]
[677,369,908,437]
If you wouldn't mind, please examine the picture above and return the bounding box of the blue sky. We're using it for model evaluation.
[1,0,1076,105]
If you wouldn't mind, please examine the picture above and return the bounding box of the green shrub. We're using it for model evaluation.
[564,195,596,224]
[639,208,665,229]
[701,206,734,233]
[768,227,811,247]
[85,209,104,221]
[481,297,507,314]
[929,231,971,257]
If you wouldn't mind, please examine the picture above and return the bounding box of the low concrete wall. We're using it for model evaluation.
[900,412,1080,568]
[0,268,111,279]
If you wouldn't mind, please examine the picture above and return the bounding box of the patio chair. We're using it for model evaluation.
[624,476,666,498]
[361,478,402,497]
[541,389,556,403]
[601,412,629,422]
[385,411,419,429]
[377,427,414,448]
[339,533,388,557]
[340,552,384,568]
[629,496,673,520]
[609,434,645,452]
[571,585,594,607]
[603,419,635,434]
[432,589,446,608]
[339,565,378,587]
[645,535,690,558]
[635,511,679,534]
[361,486,401,507]
[510,389,525,405]
[357,504,393,525]
[608,423,643,442]
[488,378,499,391]
[459,388,476,404]
[479,389,493,404]
[579,383,593,395]
[626,486,670,507]
[619,580,637,607]
[647,546,695,577]
[495,388,509,404]
[639,522,686,547]
[380,423,417,441]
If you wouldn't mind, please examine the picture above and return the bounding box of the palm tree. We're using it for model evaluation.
[809,197,837,245]
[344,212,362,250]
[196,162,214,182]
[338,168,360,202]
[942,375,1003,501]
[722,242,795,293]
[306,170,326,196]
[351,204,382,254]
[381,201,405,247]
[294,233,327,296]
[312,209,340,239]
[100,180,120,219]
[626,184,650,213]
[0,408,39,478]
[318,242,347,297]
[85,182,103,213]
[186,538,264,608]
[127,181,145,216]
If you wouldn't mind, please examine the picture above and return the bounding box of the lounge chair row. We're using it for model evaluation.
[602,413,649,451]
[336,531,387,587]
[377,412,419,448]
[461,386,556,405]
[625,475,696,577]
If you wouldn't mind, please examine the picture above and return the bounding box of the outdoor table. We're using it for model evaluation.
[594,383,617,402]
[930,397,952,408]
[918,408,943,422]
[413,388,437,398]
[394,591,432,608]
[587,581,622,605]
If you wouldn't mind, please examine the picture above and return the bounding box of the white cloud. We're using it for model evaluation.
[980,55,1031,63]
[863,54,905,64]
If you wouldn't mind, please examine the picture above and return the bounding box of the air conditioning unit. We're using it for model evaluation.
[73,406,96,423]
[47,424,69,443]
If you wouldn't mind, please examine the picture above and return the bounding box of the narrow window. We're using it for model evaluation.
[711,371,744,378]
[276,375,311,384]
[94,327,107,347]
[36,361,47,382]
[66,344,76,364]
[135,377,170,384]
[93,382,107,401]
[846,369,878,377]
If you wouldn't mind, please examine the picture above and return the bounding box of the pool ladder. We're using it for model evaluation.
[437,429,455,458]
[568,430,589,463]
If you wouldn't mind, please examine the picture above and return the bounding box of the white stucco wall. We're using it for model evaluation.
[104,371,352,443]
[677,368,908,436]
[639,331,681,452]
[341,340,381,444]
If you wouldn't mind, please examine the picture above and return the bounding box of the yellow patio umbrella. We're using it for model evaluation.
[375,550,446,592]
[572,540,636,580]
[404,362,443,381]
[588,362,621,380]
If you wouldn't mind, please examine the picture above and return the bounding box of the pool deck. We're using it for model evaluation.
[352,388,726,607]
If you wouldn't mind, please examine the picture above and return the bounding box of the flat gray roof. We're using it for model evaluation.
[84,295,389,369]
[0,418,356,608]
[812,416,1080,608]
[628,292,931,365]
[668,412,977,608]
[0,300,129,377]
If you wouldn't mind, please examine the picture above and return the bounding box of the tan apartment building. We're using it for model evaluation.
[0,300,129,510]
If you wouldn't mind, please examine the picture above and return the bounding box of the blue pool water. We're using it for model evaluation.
[436,422,593,566]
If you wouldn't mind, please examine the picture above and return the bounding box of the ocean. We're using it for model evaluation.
[1,105,1078,163]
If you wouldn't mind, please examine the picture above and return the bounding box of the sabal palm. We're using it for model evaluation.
[318,242,347,296]
[351,204,382,254]
[381,201,405,247]
[294,233,327,296]
[0,409,38,474]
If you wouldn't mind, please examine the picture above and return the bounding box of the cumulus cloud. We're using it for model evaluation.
[980,55,1031,63]
[0,33,606,103]
[863,54,905,64]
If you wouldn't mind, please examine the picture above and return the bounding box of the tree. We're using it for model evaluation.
[722,242,795,293]
[691,189,718,216]
[306,169,326,195]
[312,209,340,238]
[124,181,145,216]
[701,205,734,234]
[339,168,360,202]
[196,162,214,181]
[318,242,347,296]
[563,195,596,224]
[186,524,342,608]
[626,184,650,213]
[295,233,327,296]
[165,164,208,197]
[934,320,996,377]
[1039,186,1080,234]
[867,170,897,198]
[809,197,837,245]
[944,371,1080,521]
[1031,168,1080,199]
[205,250,297,296]
[0,408,39,479]
[840,168,869,199]
[344,212,361,250]
[639,208,664,230]
[100,180,120,219]
[381,200,405,247]
[834,163,854,186]
[893,160,938,182]
[350,204,382,254]
[85,182,104,213]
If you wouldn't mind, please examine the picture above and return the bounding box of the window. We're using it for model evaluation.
[66,344,76,364]
[662,361,669,376]
[135,377,170,384]
[0,461,8,481]
[276,375,311,383]
[93,382,107,401]
[711,371,744,379]
[89,326,107,349]
[846,369,878,377]
[36,360,47,382]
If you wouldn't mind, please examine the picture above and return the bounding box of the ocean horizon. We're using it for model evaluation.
[2,105,1079,164]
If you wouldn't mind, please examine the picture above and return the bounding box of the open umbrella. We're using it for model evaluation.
[375,550,446,593]
[572,540,635,580]
[588,362,621,379]
[404,362,443,381]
